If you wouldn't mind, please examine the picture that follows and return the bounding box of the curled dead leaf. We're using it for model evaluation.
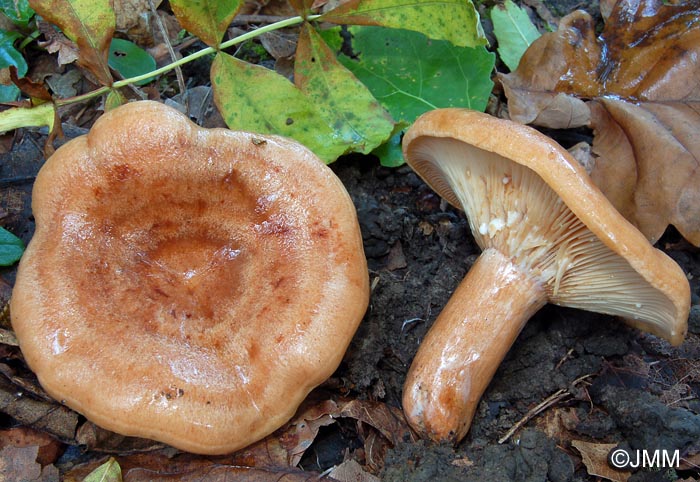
[0,373,79,442]
[590,98,700,245]
[499,0,700,245]
[571,440,630,482]
[36,19,80,67]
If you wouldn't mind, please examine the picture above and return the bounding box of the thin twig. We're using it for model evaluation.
[498,388,569,444]
[498,374,593,444]
[148,0,186,103]
[55,15,320,107]
[0,176,36,187]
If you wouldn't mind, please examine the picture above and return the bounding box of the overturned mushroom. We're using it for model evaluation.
[401,108,690,444]
[10,100,369,454]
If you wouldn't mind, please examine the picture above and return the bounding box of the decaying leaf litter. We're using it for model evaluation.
[0,0,699,480]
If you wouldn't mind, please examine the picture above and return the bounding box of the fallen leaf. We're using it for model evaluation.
[244,396,415,469]
[114,0,161,44]
[534,407,579,445]
[64,452,334,482]
[75,421,166,453]
[319,0,486,48]
[278,399,338,466]
[571,440,630,482]
[589,97,700,245]
[259,30,298,60]
[45,69,86,99]
[0,225,24,266]
[0,375,79,442]
[29,0,115,85]
[0,445,60,482]
[499,0,700,245]
[170,0,242,48]
[679,449,700,471]
[0,328,17,345]
[82,457,122,482]
[295,23,394,155]
[490,0,541,71]
[334,24,495,148]
[36,21,80,67]
[451,456,473,468]
[0,30,28,102]
[108,38,157,85]
[124,465,330,481]
[211,51,348,163]
[386,241,407,271]
[1,0,35,28]
[328,459,380,482]
[0,427,63,466]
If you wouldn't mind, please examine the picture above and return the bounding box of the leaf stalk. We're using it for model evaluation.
[55,15,321,107]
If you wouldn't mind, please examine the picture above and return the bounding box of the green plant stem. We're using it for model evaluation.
[55,14,321,108]
[19,30,41,50]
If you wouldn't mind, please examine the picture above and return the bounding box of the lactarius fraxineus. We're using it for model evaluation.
[401,108,690,444]
[10,100,369,454]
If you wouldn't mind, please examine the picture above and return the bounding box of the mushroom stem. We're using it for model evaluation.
[402,247,548,443]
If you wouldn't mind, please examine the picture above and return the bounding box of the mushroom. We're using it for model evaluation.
[10,100,369,454]
[401,108,690,444]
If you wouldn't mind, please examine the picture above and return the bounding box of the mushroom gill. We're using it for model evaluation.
[408,136,679,336]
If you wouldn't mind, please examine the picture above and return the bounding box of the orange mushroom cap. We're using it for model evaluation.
[11,100,369,454]
[401,108,690,444]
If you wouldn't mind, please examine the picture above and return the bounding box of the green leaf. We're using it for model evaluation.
[108,38,156,85]
[170,0,242,48]
[211,52,347,163]
[28,0,115,85]
[372,124,406,167]
[0,29,27,102]
[491,0,540,71]
[295,23,394,155]
[105,88,126,111]
[0,0,34,27]
[320,0,486,48]
[0,226,24,266]
[82,457,122,482]
[335,26,495,124]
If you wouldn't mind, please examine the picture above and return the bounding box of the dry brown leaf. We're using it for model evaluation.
[75,421,166,453]
[260,30,298,60]
[36,20,80,67]
[114,0,160,33]
[571,440,630,482]
[0,375,79,442]
[328,459,380,482]
[0,427,64,466]
[679,448,700,471]
[590,98,700,245]
[269,396,414,467]
[386,241,407,271]
[123,465,329,481]
[336,398,415,446]
[0,445,59,482]
[64,453,333,482]
[0,328,17,346]
[499,0,700,245]
[535,407,579,446]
